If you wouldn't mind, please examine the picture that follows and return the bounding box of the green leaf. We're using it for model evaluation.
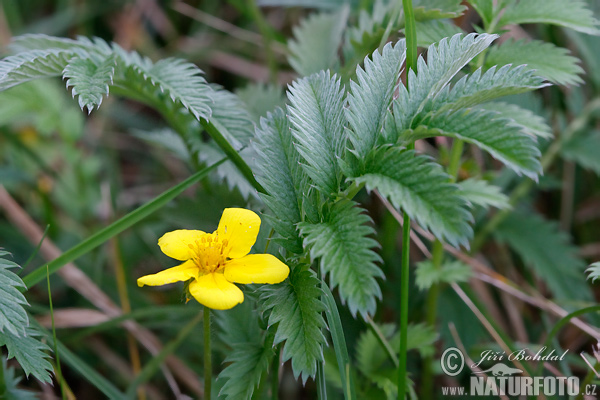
[497,0,600,35]
[288,71,346,196]
[413,0,466,20]
[475,102,552,139]
[431,65,548,113]
[253,108,306,253]
[404,109,542,179]
[1,358,37,400]
[260,266,327,383]
[219,343,274,400]
[458,178,511,210]
[288,7,349,76]
[345,0,398,60]
[494,210,592,301]
[63,54,115,113]
[353,146,472,248]
[299,199,384,318]
[8,33,104,53]
[346,40,406,162]
[209,85,255,150]
[561,130,600,174]
[0,251,29,337]
[125,56,213,121]
[0,49,78,91]
[386,33,503,141]
[415,260,472,290]
[484,39,584,86]
[586,263,600,283]
[0,327,53,383]
[236,83,286,122]
[413,20,465,47]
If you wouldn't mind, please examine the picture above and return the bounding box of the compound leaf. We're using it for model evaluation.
[63,54,115,113]
[299,200,383,318]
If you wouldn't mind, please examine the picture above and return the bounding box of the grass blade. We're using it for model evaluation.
[23,159,226,288]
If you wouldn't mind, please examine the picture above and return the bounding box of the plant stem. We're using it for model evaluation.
[271,345,280,400]
[247,0,278,84]
[48,267,67,400]
[399,1,417,398]
[204,307,212,400]
[447,139,464,181]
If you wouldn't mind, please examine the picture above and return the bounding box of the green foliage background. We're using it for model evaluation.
[1,0,600,399]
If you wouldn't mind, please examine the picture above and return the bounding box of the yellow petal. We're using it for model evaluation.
[217,208,261,258]
[158,229,206,260]
[224,254,289,284]
[137,260,198,287]
[189,273,244,310]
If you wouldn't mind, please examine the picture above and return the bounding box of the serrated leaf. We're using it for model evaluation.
[1,358,37,400]
[353,146,472,247]
[344,0,398,60]
[587,263,600,283]
[413,20,465,47]
[260,266,327,383]
[386,33,501,142]
[0,253,29,337]
[210,85,255,150]
[236,83,286,121]
[458,178,511,210]
[346,40,406,162]
[494,211,592,301]
[8,33,106,53]
[299,200,384,318]
[127,57,213,121]
[219,343,274,400]
[288,71,345,196]
[0,49,79,91]
[63,54,115,113]
[253,108,306,253]
[497,0,600,35]
[0,327,53,383]
[413,0,466,20]
[475,102,552,139]
[288,7,349,76]
[404,109,542,179]
[562,130,600,174]
[216,301,273,400]
[484,39,584,86]
[431,65,548,113]
[415,260,472,290]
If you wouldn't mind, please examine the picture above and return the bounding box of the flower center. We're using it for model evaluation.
[187,234,229,273]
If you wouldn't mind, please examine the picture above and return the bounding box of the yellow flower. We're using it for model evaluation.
[138,208,289,310]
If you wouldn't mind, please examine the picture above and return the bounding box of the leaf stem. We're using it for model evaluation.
[204,307,212,400]
[399,0,417,397]
[247,0,279,84]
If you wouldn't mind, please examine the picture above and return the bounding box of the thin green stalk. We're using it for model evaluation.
[204,307,212,400]
[247,0,278,83]
[398,211,410,399]
[22,159,226,288]
[420,240,444,398]
[322,283,357,400]
[447,139,464,181]
[30,319,126,400]
[366,316,399,367]
[22,224,49,270]
[316,362,327,400]
[399,1,417,398]
[47,267,67,400]
[271,345,280,400]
